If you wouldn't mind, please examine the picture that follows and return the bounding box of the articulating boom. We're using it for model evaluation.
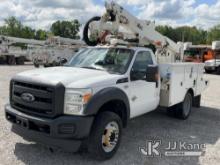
[83,1,184,63]
[0,35,45,46]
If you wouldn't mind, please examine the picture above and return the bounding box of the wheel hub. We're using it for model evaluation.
[102,121,119,153]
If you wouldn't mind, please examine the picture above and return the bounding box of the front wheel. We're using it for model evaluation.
[88,111,122,160]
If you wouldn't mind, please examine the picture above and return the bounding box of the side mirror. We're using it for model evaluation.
[146,65,159,87]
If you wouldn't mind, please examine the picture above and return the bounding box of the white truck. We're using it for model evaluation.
[0,35,45,65]
[204,41,220,74]
[5,1,208,160]
[30,36,86,67]
[0,35,85,66]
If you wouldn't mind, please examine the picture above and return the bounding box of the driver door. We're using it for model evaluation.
[129,51,159,118]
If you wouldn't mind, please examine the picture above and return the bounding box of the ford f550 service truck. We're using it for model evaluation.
[5,1,208,160]
[5,46,208,159]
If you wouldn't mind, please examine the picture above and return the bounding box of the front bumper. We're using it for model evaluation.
[5,104,94,152]
[204,66,216,71]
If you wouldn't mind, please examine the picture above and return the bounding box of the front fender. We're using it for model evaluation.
[84,87,130,120]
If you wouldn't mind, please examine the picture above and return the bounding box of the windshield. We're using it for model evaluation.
[184,49,201,57]
[215,50,220,59]
[67,48,134,74]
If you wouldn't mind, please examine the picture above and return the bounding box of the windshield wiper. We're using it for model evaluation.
[81,66,103,70]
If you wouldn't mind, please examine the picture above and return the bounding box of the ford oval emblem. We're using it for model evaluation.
[21,93,35,102]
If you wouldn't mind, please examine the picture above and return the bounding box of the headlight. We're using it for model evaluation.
[64,88,92,115]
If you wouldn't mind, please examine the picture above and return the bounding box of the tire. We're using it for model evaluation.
[176,92,193,120]
[52,61,58,66]
[33,60,40,68]
[44,63,52,67]
[7,55,16,65]
[88,111,122,160]
[15,56,25,65]
[166,105,178,117]
[83,16,101,46]
[193,95,201,108]
[167,92,193,120]
[0,56,6,64]
[205,69,213,74]
[217,66,220,75]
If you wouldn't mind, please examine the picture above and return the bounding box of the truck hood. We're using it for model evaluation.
[205,59,213,63]
[14,67,123,88]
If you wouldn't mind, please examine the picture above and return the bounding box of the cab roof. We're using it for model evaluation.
[88,44,153,52]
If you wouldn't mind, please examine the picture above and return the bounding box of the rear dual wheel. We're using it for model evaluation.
[167,92,193,120]
[7,56,16,65]
[0,57,6,64]
[15,56,25,65]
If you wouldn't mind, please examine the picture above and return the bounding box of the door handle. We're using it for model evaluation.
[131,96,137,102]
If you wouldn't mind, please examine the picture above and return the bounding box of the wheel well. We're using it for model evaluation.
[97,100,128,128]
[187,88,194,97]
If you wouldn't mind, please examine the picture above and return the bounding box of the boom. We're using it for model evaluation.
[83,1,184,63]
[0,35,45,46]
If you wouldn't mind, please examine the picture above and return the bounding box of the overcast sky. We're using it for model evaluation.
[0,0,219,31]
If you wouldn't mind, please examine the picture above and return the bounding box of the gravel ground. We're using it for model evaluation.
[0,65,220,165]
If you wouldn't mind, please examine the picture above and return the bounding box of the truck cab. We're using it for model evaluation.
[5,46,161,159]
[205,51,220,74]
[204,41,220,74]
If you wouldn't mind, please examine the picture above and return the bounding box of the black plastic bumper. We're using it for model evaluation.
[5,104,94,152]
[205,67,216,72]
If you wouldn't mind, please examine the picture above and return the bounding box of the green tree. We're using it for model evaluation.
[3,16,23,37]
[156,25,175,39]
[0,16,218,45]
[0,26,8,35]
[21,26,35,39]
[51,20,80,39]
[207,25,220,44]
[35,29,47,40]
[156,25,208,44]
[0,16,36,39]
[156,25,180,42]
